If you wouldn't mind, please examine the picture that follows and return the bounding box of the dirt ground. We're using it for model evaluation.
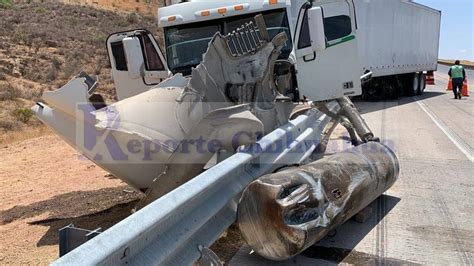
[0,131,250,264]
[0,133,142,264]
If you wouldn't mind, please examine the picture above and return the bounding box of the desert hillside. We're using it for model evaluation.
[58,0,161,16]
[0,1,162,143]
[0,2,162,263]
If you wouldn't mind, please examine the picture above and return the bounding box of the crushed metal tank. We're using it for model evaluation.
[237,142,399,261]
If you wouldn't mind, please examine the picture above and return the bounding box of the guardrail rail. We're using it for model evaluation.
[52,104,338,265]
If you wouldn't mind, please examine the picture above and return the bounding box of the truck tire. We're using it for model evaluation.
[417,73,426,95]
[409,73,420,96]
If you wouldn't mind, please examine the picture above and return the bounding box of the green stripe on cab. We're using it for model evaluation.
[327,35,355,48]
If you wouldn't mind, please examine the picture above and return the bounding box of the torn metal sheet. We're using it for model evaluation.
[135,104,263,209]
[237,142,399,261]
[131,17,290,204]
[33,15,292,197]
[189,15,289,133]
[91,16,289,202]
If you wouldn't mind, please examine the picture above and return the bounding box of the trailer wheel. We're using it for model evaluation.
[417,73,426,95]
[409,73,420,96]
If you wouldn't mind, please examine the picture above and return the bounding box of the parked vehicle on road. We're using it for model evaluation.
[107,0,440,101]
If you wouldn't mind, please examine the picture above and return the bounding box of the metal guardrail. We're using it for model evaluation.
[52,104,337,266]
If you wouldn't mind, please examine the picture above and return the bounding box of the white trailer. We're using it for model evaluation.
[153,0,441,100]
[356,0,441,98]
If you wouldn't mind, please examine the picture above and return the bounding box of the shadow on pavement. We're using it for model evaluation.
[300,195,412,264]
[354,91,445,115]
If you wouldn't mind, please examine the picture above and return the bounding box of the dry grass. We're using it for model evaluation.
[0,125,51,145]
[1,1,162,96]
[0,1,163,142]
[0,134,140,264]
[0,0,14,9]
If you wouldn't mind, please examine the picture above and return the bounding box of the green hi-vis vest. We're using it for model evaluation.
[450,65,464,79]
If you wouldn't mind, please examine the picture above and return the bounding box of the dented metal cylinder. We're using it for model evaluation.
[237,142,399,261]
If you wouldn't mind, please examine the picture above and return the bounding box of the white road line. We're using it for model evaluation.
[416,98,474,162]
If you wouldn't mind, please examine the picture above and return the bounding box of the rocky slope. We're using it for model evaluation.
[0,1,162,139]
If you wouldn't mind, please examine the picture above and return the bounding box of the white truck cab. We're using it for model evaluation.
[106,30,170,100]
[107,0,362,102]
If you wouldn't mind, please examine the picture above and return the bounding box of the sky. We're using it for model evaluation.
[415,0,473,61]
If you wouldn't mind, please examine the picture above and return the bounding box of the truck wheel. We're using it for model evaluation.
[417,73,426,95]
[409,73,420,96]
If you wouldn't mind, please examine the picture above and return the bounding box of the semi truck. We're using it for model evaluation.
[36,0,439,262]
[31,0,441,200]
[106,0,440,102]
[32,0,441,202]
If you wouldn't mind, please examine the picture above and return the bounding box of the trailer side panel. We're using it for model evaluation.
[355,0,441,77]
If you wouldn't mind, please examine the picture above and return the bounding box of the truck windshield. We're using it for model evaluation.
[165,9,292,75]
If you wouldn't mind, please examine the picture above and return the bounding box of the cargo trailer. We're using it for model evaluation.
[356,0,441,98]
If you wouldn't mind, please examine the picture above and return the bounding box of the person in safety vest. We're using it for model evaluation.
[448,60,466,99]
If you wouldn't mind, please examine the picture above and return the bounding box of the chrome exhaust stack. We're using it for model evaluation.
[237,142,399,261]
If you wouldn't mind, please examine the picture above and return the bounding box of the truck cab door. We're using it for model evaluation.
[107,30,170,101]
[294,0,361,101]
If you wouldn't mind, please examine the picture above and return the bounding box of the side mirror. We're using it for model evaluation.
[308,7,327,52]
[122,37,145,79]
